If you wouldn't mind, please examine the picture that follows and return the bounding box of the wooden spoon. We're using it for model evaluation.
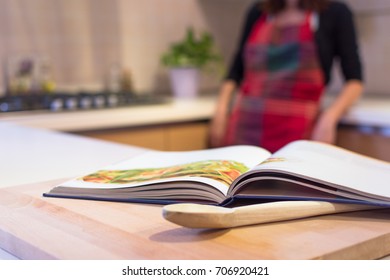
[162,201,380,228]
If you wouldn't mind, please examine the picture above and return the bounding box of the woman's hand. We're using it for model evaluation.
[310,111,338,144]
[209,80,236,147]
[311,80,363,144]
[209,109,229,147]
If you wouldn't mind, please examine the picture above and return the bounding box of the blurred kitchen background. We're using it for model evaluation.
[2,0,389,96]
[0,0,248,95]
[0,0,389,160]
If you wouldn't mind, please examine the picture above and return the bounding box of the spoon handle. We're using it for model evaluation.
[230,201,378,228]
[163,201,380,228]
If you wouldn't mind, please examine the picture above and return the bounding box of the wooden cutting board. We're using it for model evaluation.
[1,179,390,260]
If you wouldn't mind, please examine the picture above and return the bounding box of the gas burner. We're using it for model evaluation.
[0,92,167,113]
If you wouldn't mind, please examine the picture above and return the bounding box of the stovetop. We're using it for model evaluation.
[0,92,168,113]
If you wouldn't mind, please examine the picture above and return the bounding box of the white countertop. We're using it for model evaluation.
[338,98,390,128]
[0,123,147,189]
[0,96,216,132]
[1,94,390,133]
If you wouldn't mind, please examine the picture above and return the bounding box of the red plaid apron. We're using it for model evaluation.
[225,13,325,152]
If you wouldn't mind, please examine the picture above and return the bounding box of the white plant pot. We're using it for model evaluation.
[169,67,200,99]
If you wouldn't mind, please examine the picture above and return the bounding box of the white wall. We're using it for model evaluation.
[329,0,390,95]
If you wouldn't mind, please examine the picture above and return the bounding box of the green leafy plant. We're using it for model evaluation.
[161,27,222,70]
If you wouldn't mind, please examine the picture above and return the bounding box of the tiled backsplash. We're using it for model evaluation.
[0,0,389,96]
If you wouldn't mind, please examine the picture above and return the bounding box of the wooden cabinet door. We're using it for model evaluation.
[77,127,166,150]
[75,121,210,151]
[166,122,209,151]
[336,125,390,162]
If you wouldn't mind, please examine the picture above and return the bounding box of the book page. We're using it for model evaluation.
[57,145,271,196]
[249,140,390,200]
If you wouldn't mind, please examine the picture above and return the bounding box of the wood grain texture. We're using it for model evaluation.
[0,179,390,260]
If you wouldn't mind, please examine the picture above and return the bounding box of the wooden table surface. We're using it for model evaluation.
[1,179,390,260]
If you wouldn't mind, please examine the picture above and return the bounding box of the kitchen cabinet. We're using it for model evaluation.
[76,121,209,151]
[336,124,390,162]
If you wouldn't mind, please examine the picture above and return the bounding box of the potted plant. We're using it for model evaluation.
[161,27,222,99]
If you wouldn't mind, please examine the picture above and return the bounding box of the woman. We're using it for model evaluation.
[210,0,363,152]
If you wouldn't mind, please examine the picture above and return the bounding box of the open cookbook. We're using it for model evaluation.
[43,140,390,207]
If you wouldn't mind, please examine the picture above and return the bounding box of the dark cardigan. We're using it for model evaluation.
[226,1,363,86]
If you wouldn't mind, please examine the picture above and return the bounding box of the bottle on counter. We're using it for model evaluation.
[38,58,56,93]
[106,63,122,94]
[120,68,134,93]
[7,58,35,95]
